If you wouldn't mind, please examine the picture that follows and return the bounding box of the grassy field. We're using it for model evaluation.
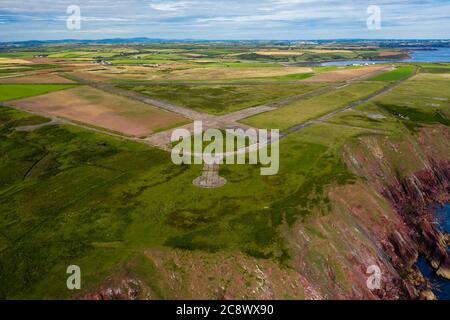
[303,65,388,82]
[109,71,315,85]
[418,65,450,73]
[119,83,324,115]
[18,44,407,85]
[149,66,313,81]
[371,72,450,127]
[0,58,32,64]
[0,71,448,299]
[0,103,362,299]
[0,64,59,78]
[0,44,411,69]
[0,44,449,299]
[321,70,450,134]
[241,82,386,131]
[3,79,439,298]
[367,66,415,81]
[0,84,78,102]
[0,73,75,84]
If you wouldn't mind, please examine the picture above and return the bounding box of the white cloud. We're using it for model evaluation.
[54,16,133,22]
[196,5,357,23]
[0,0,449,40]
[149,1,194,12]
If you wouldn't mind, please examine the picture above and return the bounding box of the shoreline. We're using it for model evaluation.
[384,163,450,297]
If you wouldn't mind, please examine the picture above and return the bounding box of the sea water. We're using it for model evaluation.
[417,204,450,300]
[320,47,450,66]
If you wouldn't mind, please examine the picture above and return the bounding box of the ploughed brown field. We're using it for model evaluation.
[0,73,76,84]
[166,66,313,80]
[25,57,70,64]
[8,86,189,137]
[69,66,314,81]
[303,65,388,82]
[0,58,32,64]
[377,51,404,57]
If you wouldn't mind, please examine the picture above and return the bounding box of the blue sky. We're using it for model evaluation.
[0,0,449,41]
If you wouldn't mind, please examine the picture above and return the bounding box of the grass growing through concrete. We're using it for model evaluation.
[367,66,414,81]
[241,82,386,131]
[119,83,323,115]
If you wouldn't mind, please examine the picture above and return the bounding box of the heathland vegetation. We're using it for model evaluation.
[119,83,324,115]
[0,41,449,299]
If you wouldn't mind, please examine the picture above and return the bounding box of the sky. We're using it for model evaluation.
[0,0,449,41]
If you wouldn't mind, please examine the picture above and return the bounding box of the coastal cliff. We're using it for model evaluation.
[81,125,450,300]
[335,125,450,298]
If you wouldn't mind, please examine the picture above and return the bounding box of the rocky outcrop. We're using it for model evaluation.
[340,125,450,298]
[79,250,323,300]
[80,278,145,300]
[444,233,450,246]
[383,161,450,279]
[81,126,449,301]
[276,126,450,300]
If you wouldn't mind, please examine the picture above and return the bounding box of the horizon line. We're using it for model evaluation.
[2,37,450,45]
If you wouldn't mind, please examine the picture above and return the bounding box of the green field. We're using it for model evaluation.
[119,83,324,115]
[0,64,58,77]
[367,66,415,81]
[0,41,449,300]
[417,63,450,73]
[0,104,359,298]
[371,72,450,127]
[241,82,387,131]
[0,43,412,68]
[3,72,444,298]
[0,84,77,102]
[246,72,314,82]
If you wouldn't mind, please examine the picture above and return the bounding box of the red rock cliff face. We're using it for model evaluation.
[81,126,449,300]
[383,161,450,280]
[282,126,449,300]
[339,125,450,299]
